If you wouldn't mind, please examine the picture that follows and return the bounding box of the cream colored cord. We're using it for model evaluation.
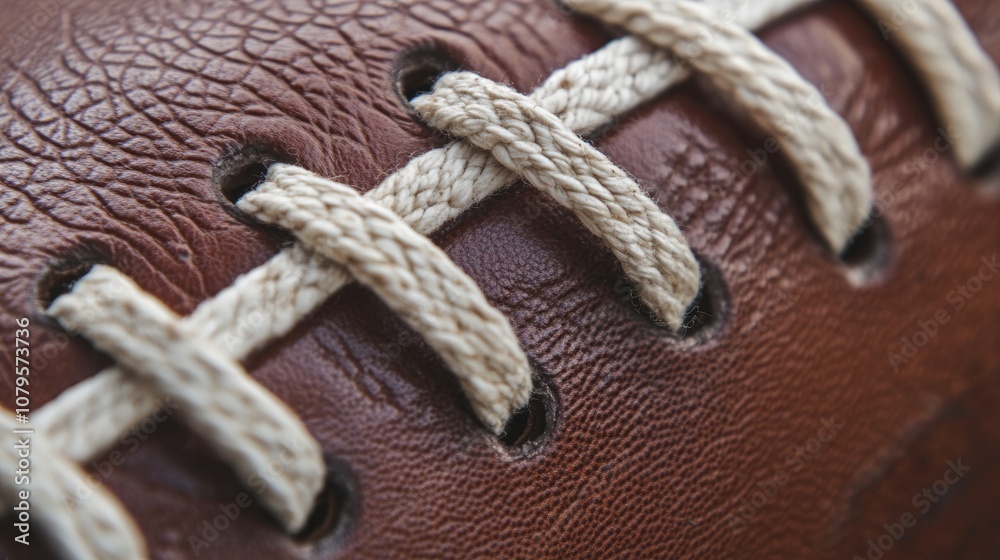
[237,165,534,434]
[48,267,326,533]
[570,0,872,252]
[0,409,147,559]
[408,72,701,329]
[5,0,998,557]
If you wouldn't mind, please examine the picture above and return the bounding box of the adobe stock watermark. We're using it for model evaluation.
[351,0,404,49]
[1,0,71,60]
[725,417,843,531]
[61,397,180,511]
[187,438,315,556]
[689,287,799,397]
[726,82,839,189]
[554,0,750,57]
[557,0,750,36]
[863,126,959,230]
[853,458,971,560]
[876,0,928,41]
[887,253,998,372]
[370,191,546,371]
[727,85,957,207]
[368,286,466,372]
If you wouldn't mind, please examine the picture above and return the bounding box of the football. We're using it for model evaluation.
[0,0,998,558]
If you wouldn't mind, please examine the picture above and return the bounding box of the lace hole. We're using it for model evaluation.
[678,255,728,342]
[971,146,1000,195]
[393,47,462,103]
[840,213,891,284]
[296,485,340,542]
[971,143,1000,177]
[214,143,295,207]
[610,274,662,329]
[35,252,104,312]
[612,257,727,341]
[221,161,269,204]
[498,384,552,449]
[678,259,727,341]
[295,467,354,545]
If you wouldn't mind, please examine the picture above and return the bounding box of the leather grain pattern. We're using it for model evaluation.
[0,0,998,558]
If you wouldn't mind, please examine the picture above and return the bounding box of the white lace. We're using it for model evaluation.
[5,0,998,557]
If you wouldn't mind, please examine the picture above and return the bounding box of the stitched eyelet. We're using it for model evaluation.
[393,46,462,104]
[35,251,104,313]
[612,256,727,342]
[972,147,1000,194]
[496,375,555,455]
[499,390,548,448]
[678,258,727,342]
[393,45,464,145]
[840,213,891,285]
[213,142,296,210]
[294,461,356,548]
[971,141,1000,175]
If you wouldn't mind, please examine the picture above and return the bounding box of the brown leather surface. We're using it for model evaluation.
[1,0,999,558]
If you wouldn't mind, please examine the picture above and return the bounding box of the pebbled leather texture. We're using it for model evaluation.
[1,0,999,558]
